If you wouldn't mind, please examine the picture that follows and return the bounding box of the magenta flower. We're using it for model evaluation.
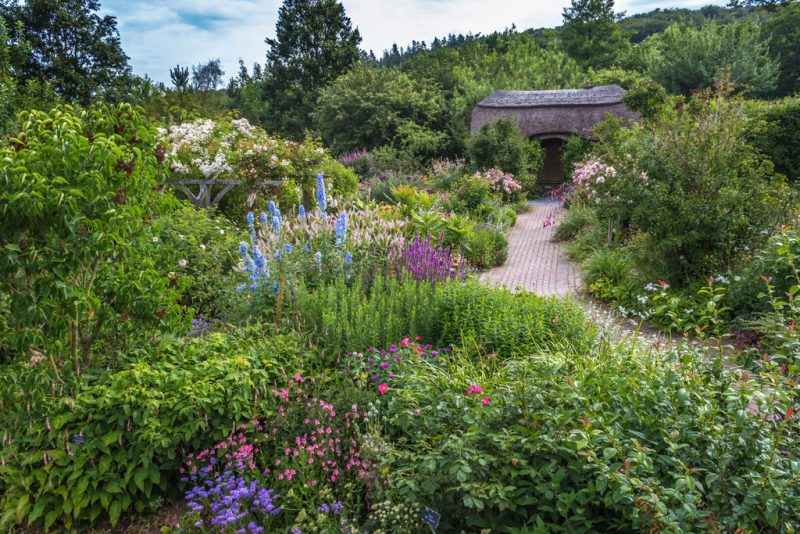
[378,383,389,396]
[466,385,483,396]
[482,397,490,405]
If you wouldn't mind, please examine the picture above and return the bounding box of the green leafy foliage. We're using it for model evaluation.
[0,104,180,373]
[560,0,631,69]
[261,0,362,137]
[314,66,447,165]
[764,2,800,97]
[592,88,789,282]
[560,135,594,180]
[139,204,242,317]
[748,96,800,181]
[292,277,591,357]
[376,343,800,532]
[467,118,544,196]
[729,227,800,317]
[463,224,508,269]
[643,21,779,96]
[0,326,308,530]
[0,0,132,104]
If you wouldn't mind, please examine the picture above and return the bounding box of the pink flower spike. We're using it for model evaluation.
[482,397,491,405]
[378,383,389,395]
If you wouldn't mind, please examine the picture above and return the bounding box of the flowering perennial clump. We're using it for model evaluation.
[347,337,451,392]
[401,233,466,283]
[476,168,522,197]
[181,376,371,531]
[184,468,281,532]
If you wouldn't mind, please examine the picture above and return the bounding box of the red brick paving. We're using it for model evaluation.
[480,200,579,297]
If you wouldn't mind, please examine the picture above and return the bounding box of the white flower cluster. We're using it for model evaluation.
[167,119,215,153]
[231,117,255,135]
[194,151,233,179]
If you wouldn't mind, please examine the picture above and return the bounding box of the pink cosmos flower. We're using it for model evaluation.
[378,383,389,395]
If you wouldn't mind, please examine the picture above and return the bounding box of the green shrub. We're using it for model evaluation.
[554,204,597,242]
[0,104,180,372]
[313,66,446,160]
[448,173,495,217]
[463,225,508,269]
[748,96,800,182]
[0,326,307,530]
[432,281,591,356]
[582,247,637,290]
[141,204,241,317]
[466,118,544,196]
[363,171,424,203]
[623,77,668,119]
[566,229,607,263]
[292,275,442,355]
[729,227,800,317]
[378,343,800,532]
[319,157,360,199]
[560,134,594,178]
[292,276,590,357]
[493,205,517,227]
[594,88,790,282]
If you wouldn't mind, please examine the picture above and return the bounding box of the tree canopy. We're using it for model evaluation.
[560,0,630,69]
[262,0,362,137]
[643,21,779,96]
[0,0,130,104]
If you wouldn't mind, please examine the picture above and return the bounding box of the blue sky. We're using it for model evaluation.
[100,0,728,84]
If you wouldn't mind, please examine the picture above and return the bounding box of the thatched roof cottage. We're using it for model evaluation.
[471,84,640,190]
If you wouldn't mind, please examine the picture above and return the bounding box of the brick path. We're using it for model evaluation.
[481,201,720,357]
[480,199,579,297]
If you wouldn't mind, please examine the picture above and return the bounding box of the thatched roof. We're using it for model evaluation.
[470,84,639,139]
[475,85,627,109]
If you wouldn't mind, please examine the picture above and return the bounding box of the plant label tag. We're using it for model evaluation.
[421,506,441,529]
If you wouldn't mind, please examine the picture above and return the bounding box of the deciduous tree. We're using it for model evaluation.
[0,0,131,104]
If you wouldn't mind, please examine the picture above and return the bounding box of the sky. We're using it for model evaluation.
[100,0,729,84]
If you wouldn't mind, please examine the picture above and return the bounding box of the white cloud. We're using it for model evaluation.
[101,0,727,83]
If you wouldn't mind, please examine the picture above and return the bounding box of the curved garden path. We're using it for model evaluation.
[480,200,698,352]
[480,199,579,297]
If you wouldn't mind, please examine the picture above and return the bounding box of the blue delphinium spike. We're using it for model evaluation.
[273,281,280,295]
[316,173,327,212]
[298,204,306,220]
[334,211,347,246]
[252,246,268,278]
[239,242,249,260]
[247,257,258,280]
[344,252,352,265]
[260,212,268,227]
[272,214,282,233]
[268,201,276,219]
[284,244,293,254]
[246,212,255,227]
